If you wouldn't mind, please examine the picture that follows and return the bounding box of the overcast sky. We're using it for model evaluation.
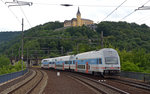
[1,0,150,31]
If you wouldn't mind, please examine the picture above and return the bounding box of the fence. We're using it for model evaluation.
[120,71,150,82]
[0,69,28,84]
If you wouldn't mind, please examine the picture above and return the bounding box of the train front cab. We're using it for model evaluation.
[103,57,120,76]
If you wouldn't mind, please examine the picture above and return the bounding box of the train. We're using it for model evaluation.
[41,48,120,76]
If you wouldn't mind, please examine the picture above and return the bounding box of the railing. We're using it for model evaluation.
[0,69,28,84]
[120,71,150,83]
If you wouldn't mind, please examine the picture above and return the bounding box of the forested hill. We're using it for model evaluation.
[0,21,150,73]
[1,21,150,56]
[0,32,21,44]
[96,21,150,51]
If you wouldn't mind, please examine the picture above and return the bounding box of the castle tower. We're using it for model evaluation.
[76,7,82,26]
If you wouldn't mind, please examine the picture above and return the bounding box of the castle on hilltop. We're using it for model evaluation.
[64,7,93,27]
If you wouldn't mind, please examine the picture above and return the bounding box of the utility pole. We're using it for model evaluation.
[18,47,20,61]
[27,47,28,68]
[21,18,24,70]
[5,0,33,68]
[101,31,104,48]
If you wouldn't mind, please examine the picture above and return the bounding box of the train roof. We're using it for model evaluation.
[42,48,118,61]
[55,55,73,61]
[42,58,54,62]
[75,48,117,60]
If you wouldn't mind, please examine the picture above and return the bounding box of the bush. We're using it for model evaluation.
[0,56,26,75]
[0,55,10,68]
[121,61,140,72]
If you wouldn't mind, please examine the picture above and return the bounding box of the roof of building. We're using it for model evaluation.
[77,7,81,15]
[64,20,72,23]
[81,18,93,22]
[64,18,93,24]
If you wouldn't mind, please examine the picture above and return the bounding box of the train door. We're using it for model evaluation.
[86,62,88,73]
[63,62,64,70]
[69,61,71,70]
[75,62,78,71]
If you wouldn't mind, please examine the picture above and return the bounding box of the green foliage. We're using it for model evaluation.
[0,56,26,75]
[0,55,10,68]
[97,21,150,51]
[119,49,150,73]
[0,21,150,73]
[0,32,20,43]
[121,61,140,72]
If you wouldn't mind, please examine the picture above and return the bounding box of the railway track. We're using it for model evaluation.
[109,77,150,91]
[1,69,46,94]
[67,73,129,94]
[64,71,150,94]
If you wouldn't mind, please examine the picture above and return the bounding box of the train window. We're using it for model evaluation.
[73,61,75,64]
[77,65,85,69]
[69,61,71,64]
[99,59,102,64]
[43,60,48,62]
[105,57,118,64]
[65,61,69,64]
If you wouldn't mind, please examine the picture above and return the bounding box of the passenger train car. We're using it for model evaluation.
[41,48,120,76]
[41,58,54,69]
[41,58,50,69]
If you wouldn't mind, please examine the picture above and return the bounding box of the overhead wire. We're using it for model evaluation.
[0,0,21,24]
[18,5,32,28]
[34,2,138,8]
[120,0,150,21]
[120,10,136,21]
[138,16,150,24]
[34,2,59,6]
[142,0,150,6]
[1,0,32,29]
[101,0,127,21]
[1,0,150,31]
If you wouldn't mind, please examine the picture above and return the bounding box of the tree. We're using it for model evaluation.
[0,55,10,68]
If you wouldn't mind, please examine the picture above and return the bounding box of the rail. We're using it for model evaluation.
[67,73,129,94]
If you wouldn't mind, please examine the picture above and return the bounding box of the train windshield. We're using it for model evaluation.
[105,57,118,64]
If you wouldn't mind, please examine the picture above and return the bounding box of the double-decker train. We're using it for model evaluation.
[41,48,120,76]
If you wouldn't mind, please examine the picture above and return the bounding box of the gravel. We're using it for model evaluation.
[43,69,97,94]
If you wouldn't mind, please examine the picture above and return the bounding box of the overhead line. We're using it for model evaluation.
[135,14,150,23]
[19,6,32,28]
[120,0,150,21]
[34,2,138,8]
[143,0,150,6]
[1,0,21,24]
[34,3,59,6]
[101,0,127,21]
[120,10,136,20]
